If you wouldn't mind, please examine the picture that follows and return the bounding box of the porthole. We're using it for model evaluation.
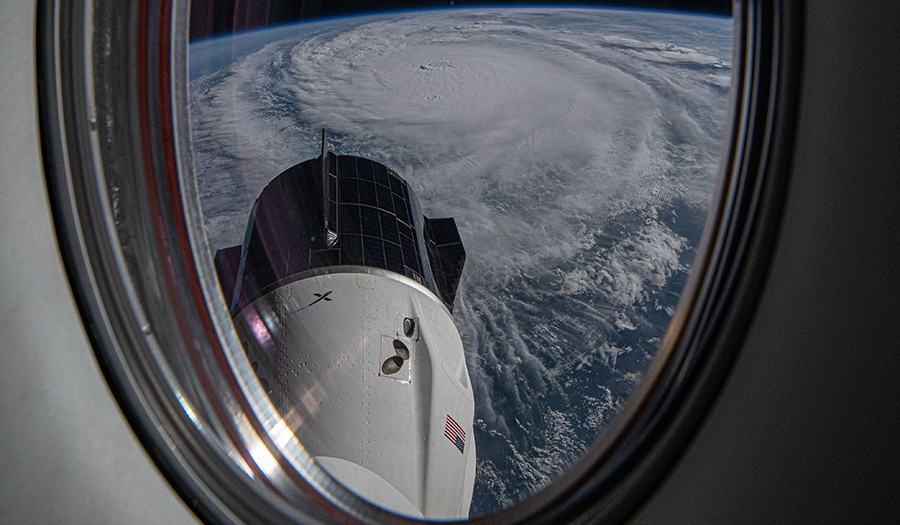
[38,0,799,524]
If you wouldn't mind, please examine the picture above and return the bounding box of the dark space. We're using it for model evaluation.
[190,0,731,41]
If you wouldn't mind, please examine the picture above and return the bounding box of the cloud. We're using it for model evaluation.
[189,7,733,515]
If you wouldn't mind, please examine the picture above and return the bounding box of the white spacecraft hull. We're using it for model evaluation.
[234,268,475,519]
[209,136,476,518]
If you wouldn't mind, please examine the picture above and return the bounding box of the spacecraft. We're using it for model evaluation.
[213,131,475,519]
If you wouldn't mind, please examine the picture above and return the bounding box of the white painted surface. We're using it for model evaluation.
[236,270,476,519]
[315,456,424,519]
[0,1,198,522]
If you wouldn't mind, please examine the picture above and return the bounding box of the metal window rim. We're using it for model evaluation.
[36,1,801,524]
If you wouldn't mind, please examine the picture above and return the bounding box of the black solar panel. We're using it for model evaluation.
[327,151,337,174]
[397,221,412,240]
[376,184,394,211]
[423,217,466,311]
[338,155,356,177]
[357,158,375,181]
[400,234,419,273]
[340,234,364,266]
[357,206,377,236]
[389,172,404,196]
[357,179,378,207]
[374,162,390,188]
[225,152,462,313]
[340,204,361,234]
[379,210,399,245]
[362,236,386,268]
[384,242,405,274]
[394,194,410,224]
[340,177,358,203]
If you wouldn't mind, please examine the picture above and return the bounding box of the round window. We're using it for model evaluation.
[38,0,799,523]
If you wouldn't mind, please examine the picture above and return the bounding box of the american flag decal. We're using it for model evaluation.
[444,415,466,454]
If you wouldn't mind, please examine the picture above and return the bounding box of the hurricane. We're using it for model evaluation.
[189,7,732,516]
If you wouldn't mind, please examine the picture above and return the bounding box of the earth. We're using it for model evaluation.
[188,7,732,517]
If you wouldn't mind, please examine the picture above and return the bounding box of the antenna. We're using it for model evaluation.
[321,129,338,247]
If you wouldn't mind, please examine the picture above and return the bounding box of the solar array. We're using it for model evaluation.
[424,217,466,310]
[216,152,465,313]
[326,155,424,281]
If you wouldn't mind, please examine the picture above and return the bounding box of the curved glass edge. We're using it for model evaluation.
[176,1,800,523]
[37,0,803,524]
[37,0,384,523]
[169,2,427,522]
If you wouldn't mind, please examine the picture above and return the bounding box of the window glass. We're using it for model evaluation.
[188,2,733,518]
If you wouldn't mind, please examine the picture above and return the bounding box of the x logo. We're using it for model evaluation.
[308,291,333,307]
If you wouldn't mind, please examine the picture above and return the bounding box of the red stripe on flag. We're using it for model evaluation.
[446,415,465,438]
[444,414,466,448]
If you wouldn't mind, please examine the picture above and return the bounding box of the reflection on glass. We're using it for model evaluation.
[189,5,733,519]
